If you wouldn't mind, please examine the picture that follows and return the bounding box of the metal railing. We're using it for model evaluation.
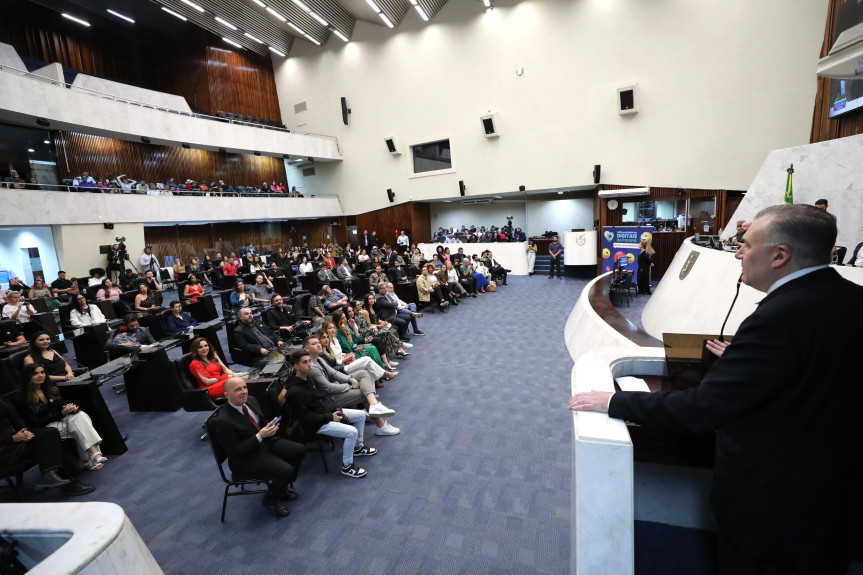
[0,182,335,198]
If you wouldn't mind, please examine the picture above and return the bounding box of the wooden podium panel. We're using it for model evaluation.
[124,347,182,412]
[72,324,109,370]
[58,379,127,455]
[185,294,219,323]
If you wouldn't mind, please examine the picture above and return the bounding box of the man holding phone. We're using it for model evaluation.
[211,377,306,518]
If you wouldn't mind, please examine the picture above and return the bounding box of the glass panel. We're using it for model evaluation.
[412,140,452,173]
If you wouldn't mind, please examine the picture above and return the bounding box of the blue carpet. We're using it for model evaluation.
[4,276,581,574]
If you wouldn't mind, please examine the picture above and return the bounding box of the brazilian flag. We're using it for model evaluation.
[783,164,794,205]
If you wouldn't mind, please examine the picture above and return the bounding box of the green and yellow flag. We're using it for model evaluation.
[783,164,794,205]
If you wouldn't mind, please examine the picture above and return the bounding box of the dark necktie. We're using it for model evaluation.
[242,405,260,430]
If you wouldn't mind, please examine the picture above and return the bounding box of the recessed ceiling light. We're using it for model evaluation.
[215,16,237,30]
[292,0,311,12]
[304,34,321,46]
[379,13,394,28]
[483,0,491,7]
[106,9,135,23]
[180,0,205,13]
[161,7,187,21]
[252,0,266,6]
[287,22,304,34]
[61,13,90,26]
[269,46,286,57]
[223,37,243,48]
[557,191,564,195]
[310,12,328,26]
[266,7,286,21]
[333,29,349,42]
[43,140,50,144]
[244,32,264,43]
[27,148,35,153]
[414,6,428,21]
[365,0,381,13]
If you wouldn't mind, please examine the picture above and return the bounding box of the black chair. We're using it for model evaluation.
[835,246,847,265]
[216,110,227,119]
[265,379,332,473]
[221,291,234,319]
[225,320,248,366]
[608,271,633,307]
[58,301,75,330]
[159,269,175,291]
[0,459,37,502]
[85,285,101,301]
[293,293,313,320]
[205,407,273,523]
[172,353,227,439]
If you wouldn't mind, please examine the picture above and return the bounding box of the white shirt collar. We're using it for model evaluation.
[766,265,828,295]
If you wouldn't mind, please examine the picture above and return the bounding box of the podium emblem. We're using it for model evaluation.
[679,251,699,280]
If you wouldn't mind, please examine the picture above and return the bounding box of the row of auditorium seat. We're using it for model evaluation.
[216,111,288,131]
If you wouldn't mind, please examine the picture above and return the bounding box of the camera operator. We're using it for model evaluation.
[107,239,126,283]
[139,245,159,274]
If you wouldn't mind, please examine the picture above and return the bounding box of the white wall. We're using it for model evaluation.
[0,227,61,285]
[52,223,145,280]
[273,0,827,215]
[526,199,594,237]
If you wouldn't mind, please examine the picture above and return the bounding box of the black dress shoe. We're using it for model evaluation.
[61,479,96,496]
[284,487,300,501]
[263,495,290,518]
[37,470,73,489]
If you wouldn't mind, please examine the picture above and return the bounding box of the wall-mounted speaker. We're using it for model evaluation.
[36,117,50,127]
[593,164,601,184]
[384,136,400,155]
[480,113,500,138]
[218,147,227,153]
[459,181,466,196]
[104,223,114,230]
[254,151,261,156]
[140,136,151,144]
[341,97,351,126]
[181,142,191,149]
[617,84,638,115]
[518,185,526,192]
[386,188,395,203]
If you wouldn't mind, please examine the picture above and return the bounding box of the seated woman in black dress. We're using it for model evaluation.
[23,331,75,383]
[134,282,159,312]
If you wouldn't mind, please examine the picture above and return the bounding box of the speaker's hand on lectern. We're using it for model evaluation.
[705,339,730,358]
[569,391,613,413]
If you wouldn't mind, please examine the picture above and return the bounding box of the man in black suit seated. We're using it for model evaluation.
[389,261,408,283]
[335,258,355,282]
[211,377,305,518]
[373,283,409,340]
[570,204,863,574]
[264,294,311,340]
[233,307,284,370]
[0,394,95,495]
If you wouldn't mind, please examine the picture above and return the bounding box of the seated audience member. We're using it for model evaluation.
[373,284,413,340]
[165,300,198,334]
[4,168,25,189]
[222,256,238,277]
[250,256,266,274]
[173,258,186,278]
[28,277,61,310]
[233,307,284,369]
[298,256,314,275]
[230,281,252,312]
[384,283,425,334]
[335,258,355,281]
[3,291,36,323]
[248,274,273,304]
[326,315,396,378]
[430,263,457,307]
[471,256,492,292]
[457,260,480,295]
[116,174,136,193]
[415,265,447,312]
[368,265,387,291]
[729,221,750,246]
[134,283,160,312]
[8,277,30,294]
[259,181,270,193]
[23,332,75,383]
[69,294,106,328]
[430,254,443,269]
[317,262,338,285]
[285,345,395,464]
[211,377,304,518]
[0,392,95,495]
[483,251,510,286]
[322,285,349,314]
[407,259,424,279]
[307,291,327,327]
[352,300,409,359]
[388,260,407,283]
[266,262,285,280]
[96,278,122,301]
[51,270,78,302]
[120,268,138,292]
[72,170,96,187]
[188,337,231,398]
[87,268,105,288]
[183,274,205,303]
[444,260,471,298]
[264,294,311,339]
[434,267,460,305]
[107,314,156,352]
[357,250,370,263]
[0,320,25,348]
[142,269,162,293]
[14,363,107,470]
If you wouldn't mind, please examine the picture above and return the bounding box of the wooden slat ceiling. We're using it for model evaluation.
[33,0,493,58]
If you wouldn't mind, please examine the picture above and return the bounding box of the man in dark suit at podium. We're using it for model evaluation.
[570,204,863,574]
[211,377,305,518]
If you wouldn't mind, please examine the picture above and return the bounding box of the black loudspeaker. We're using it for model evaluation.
[519,185,526,192]
[104,223,114,230]
[387,188,394,203]
[218,147,227,153]
[36,117,50,127]
[254,151,261,156]
[182,142,190,149]
[384,137,397,154]
[140,136,151,144]
[593,164,601,184]
[459,181,466,196]
[341,97,351,126]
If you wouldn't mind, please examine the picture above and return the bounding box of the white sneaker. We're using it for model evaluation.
[402,342,414,348]
[375,422,400,436]
[368,403,395,418]
[389,361,399,367]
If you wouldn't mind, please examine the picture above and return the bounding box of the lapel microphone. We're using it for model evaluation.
[719,273,744,342]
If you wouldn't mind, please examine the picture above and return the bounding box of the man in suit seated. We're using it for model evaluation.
[570,204,863,574]
[373,282,410,340]
[335,258,355,282]
[388,261,408,283]
[211,377,305,518]
[233,308,284,370]
[383,282,424,337]
[282,350,378,478]
[316,262,338,285]
[264,294,311,340]
[482,251,509,286]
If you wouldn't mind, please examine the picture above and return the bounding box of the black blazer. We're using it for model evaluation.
[373,293,398,322]
[211,397,270,471]
[609,268,863,567]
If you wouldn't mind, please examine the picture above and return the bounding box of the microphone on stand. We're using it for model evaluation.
[719,273,744,342]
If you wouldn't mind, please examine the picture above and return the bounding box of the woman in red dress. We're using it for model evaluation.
[188,337,232,398]
[183,274,205,303]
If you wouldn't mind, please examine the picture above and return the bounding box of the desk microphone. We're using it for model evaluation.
[718,273,743,342]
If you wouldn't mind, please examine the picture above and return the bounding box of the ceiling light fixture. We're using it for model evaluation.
[223,37,243,48]
[180,0,205,13]
[333,29,349,42]
[292,0,311,12]
[266,7,286,21]
[244,32,264,43]
[366,0,381,13]
[414,6,428,21]
[252,0,266,6]
[61,13,90,26]
[483,0,491,7]
[215,16,237,30]
[106,9,135,23]
[43,140,50,144]
[310,12,328,26]
[161,7,187,21]
[379,13,394,28]
[287,22,304,34]
[27,148,35,153]
[304,34,321,45]
[269,46,286,56]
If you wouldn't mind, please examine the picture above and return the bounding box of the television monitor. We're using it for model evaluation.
[828,1,863,119]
